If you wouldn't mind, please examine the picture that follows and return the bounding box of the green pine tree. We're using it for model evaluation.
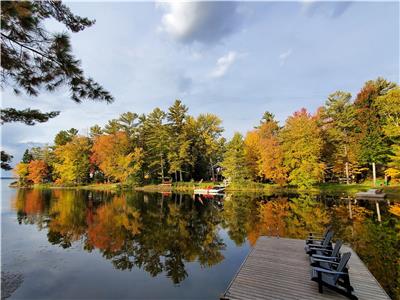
[221,133,250,182]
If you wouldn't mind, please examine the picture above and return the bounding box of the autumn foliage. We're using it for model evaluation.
[91,132,143,182]
[244,119,287,185]
[12,78,400,187]
[27,160,48,184]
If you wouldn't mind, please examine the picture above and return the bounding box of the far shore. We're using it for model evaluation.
[7,180,400,197]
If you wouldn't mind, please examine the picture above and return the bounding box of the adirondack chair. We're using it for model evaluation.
[311,252,357,300]
[311,240,343,262]
[305,230,333,255]
[306,225,332,245]
[310,240,343,270]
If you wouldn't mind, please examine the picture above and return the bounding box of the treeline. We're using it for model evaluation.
[15,100,225,186]
[15,77,400,188]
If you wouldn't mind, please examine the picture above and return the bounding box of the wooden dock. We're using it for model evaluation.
[222,237,390,300]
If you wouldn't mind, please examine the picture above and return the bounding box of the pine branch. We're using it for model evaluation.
[1,33,63,67]
[1,108,60,125]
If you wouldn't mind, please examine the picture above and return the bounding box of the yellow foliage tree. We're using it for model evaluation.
[280,108,325,188]
[54,136,91,184]
[244,130,261,180]
[14,162,29,185]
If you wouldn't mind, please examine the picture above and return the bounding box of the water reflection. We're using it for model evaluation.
[12,190,226,284]
[11,189,400,298]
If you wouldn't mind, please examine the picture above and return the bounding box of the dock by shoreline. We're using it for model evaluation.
[222,237,390,300]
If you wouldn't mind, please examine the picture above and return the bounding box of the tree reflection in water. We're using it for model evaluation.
[12,189,399,298]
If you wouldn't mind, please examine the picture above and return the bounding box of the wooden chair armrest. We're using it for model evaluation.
[312,258,340,265]
[311,254,338,260]
[308,245,330,249]
[313,267,347,275]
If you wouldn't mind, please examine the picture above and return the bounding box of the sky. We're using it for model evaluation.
[1,1,399,176]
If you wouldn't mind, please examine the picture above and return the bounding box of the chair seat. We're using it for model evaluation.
[311,269,336,286]
[310,257,333,270]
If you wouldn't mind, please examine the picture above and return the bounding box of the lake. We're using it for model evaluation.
[1,179,399,299]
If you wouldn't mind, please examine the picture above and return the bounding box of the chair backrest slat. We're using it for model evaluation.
[324,225,332,238]
[322,230,333,247]
[332,240,343,257]
[337,252,351,272]
[332,252,351,283]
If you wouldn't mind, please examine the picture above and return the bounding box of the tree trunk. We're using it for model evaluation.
[179,170,182,182]
[375,201,381,222]
[348,198,353,220]
[345,162,349,185]
[344,144,349,185]
[160,153,164,182]
[372,162,376,186]
[210,159,215,181]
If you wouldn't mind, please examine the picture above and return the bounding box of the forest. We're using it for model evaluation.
[14,77,400,188]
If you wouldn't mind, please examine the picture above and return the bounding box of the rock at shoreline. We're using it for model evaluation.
[1,271,23,299]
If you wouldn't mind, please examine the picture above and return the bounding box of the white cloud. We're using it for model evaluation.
[211,51,238,78]
[279,49,292,65]
[158,2,242,44]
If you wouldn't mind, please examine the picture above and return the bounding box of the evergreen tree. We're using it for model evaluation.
[22,149,34,163]
[1,1,113,168]
[221,133,250,182]
[117,112,139,143]
[321,91,357,184]
[54,128,78,146]
[143,108,169,181]
[1,1,113,116]
[258,111,276,127]
[89,125,103,139]
[167,100,190,181]
[1,108,60,125]
[354,78,396,185]
[190,114,225,180]
[104,119,121,135]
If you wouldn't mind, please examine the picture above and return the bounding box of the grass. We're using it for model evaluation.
[9,179,400,196]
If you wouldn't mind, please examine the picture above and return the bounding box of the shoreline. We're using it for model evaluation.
[7,180,400,196]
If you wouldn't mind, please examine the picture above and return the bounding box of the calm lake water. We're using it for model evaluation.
[2,179,399,299]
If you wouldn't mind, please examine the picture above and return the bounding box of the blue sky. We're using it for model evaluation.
[1,1,399,175]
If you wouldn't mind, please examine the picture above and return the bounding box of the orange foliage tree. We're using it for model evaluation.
[87,196,141,252]
[244,114,287,185]
[27,160,48,184]
[91,132,143,182]
[258,122,287,185]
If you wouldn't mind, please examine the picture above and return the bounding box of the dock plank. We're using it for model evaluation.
[222,237,390,300]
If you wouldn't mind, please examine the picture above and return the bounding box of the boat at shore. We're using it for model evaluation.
[194,185,225,195]
[355,189,386,199]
